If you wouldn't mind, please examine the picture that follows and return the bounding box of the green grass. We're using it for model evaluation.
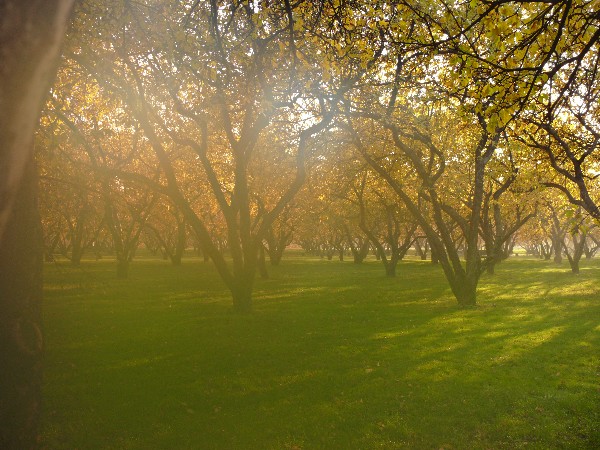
[41,254,600,449]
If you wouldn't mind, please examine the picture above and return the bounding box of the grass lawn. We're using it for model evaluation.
[41,254,600,449]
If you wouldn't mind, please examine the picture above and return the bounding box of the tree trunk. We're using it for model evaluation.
[568,258,580,274]
[258,245,269,279]
[44,234,60,262]
[116,258,129,279]
[451,276,477,307]
[351,243,369,264]
[231,282,253,313]
[171,221,186,266]
[0,2,74,447]
[384,261,397,277]
[553,244,562,264]
[0,161,44,450]
[485,249,497,275]
[431,247,439,265]
[269,247,283,266]
[71,243,84,266]
[170,253,182,266]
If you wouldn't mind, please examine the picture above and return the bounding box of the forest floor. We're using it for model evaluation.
[42,253,600,449]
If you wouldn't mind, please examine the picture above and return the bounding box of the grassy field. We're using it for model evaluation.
[41,254,599,449]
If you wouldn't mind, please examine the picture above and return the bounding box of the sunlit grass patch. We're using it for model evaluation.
[42,256,600,449]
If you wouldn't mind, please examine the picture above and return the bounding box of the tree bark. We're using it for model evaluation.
[0,161,44,449]
[0,1,74,447]
[258,245,269,279]
[385,261,397,277]
[455,284,477,307]
[231,279,254,313]
[171,220,186,266]
[116,258,129,279]
[451,273,478,307]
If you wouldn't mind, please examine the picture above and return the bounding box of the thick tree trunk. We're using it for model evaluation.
[116,258,129,279]
[0,161,44,450]
[568,258,580,274]
[171,253,182,266]
[451,276,478,307]
[353,240,370,264]
[0,1,74,447]
[231,282,253,313]
[384,261,397,277]
[268,248,283,266]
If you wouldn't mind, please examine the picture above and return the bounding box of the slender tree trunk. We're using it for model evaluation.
[71,240,84,265]
[171,221,186,266]
[431,247,439,264]
[485,247,497,275]
[258,245,269,279]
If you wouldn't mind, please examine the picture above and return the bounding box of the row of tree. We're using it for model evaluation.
[38,0,600,311]
[39,159,600,275]
[2,1,600,447]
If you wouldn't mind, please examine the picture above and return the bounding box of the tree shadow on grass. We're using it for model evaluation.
[42,258,600,449]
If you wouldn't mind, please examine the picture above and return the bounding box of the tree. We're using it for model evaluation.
[37,115,105,265]
[0,1,74,448]
[45,73,159,278]
[348,103,504,305]
[144,200,188,266]
[61,0,364,312]
[479,144,537,273]
[440,0,600,220]
[353,171,417,276]
[562,208,591,274]
[263,206,295,266]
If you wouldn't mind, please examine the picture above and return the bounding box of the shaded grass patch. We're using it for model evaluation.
[42,256,600,449]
